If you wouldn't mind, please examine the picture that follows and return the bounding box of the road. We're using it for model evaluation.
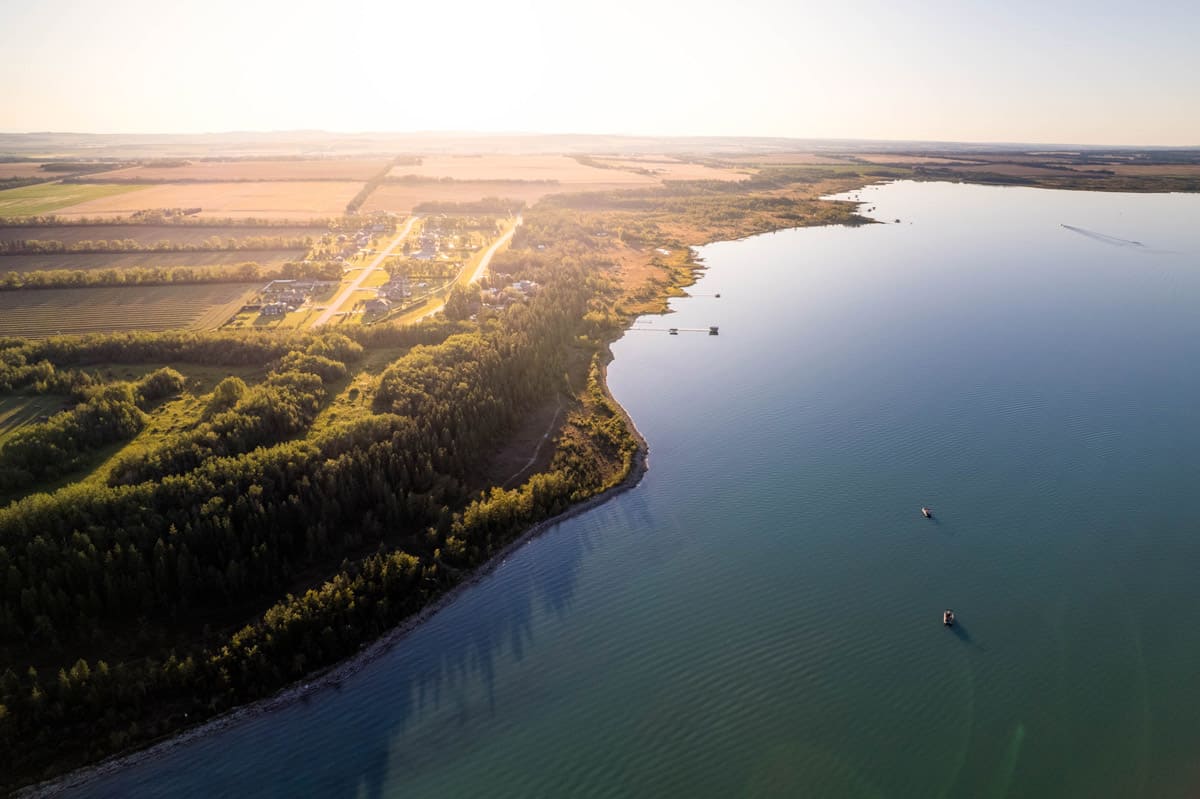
[409,215,522,323]
[311,215,419,328]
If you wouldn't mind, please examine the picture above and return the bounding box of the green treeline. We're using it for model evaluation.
[0,260,341,292]
[346,156,412,215]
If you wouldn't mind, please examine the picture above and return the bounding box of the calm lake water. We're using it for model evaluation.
[67,182,1200,798]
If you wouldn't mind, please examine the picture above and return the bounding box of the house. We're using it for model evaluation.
[364,298,391,315]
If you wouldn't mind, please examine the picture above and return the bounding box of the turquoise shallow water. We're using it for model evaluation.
[67,182,1200,798]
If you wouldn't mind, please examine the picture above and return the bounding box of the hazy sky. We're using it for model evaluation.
[2,0,1197,145]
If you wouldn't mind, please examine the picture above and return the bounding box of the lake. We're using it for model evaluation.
[65,181,1200,798]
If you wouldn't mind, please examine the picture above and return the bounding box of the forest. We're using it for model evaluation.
[0,216,636,791]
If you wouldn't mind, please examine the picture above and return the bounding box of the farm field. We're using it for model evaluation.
[1086,163,1200,176]
[0,163,52,179]
[363,180,638,213]
[49,181,362,219]
[0,183,147,217]
[86,158,391,182]
[0,224,323,246]
[590,157,750,181]
[0,282,257,337]
[386,154,660,185]
[0,394,72,446]
[855,154,987,165]
[724,152,855,165]
[0,249,304,273]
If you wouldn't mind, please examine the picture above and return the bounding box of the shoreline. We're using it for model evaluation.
[16,177,859,795]
[19,198,787,798]
[20,345,652,799]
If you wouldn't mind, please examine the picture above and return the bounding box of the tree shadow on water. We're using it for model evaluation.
[76,490,672,799]
[313,511,610,799]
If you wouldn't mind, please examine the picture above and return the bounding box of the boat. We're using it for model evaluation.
[668,328,679,335]
[943,609,955,626]
[921,507,932,518]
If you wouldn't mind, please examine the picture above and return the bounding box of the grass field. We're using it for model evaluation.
[0,394,72,446]
[0,283,257,337]
[79,361,268,395]
[0,249,305,273]
[49,182,362,219]
[86,158,391,182]
[0,183,147,217]
[0,224,324,246]
[386,154,660,185]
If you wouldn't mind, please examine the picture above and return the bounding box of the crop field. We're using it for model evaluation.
[0,163,51,179]
[724,153,855,165]
[855,154,986,166]
[386,154,660,186]
[0,394,72,446]
[0,183,147,217]
[916,161,1109,178]
[0,224,323,246]
[0,249,305,273]
[0,283,257,337]
[85,158,391,182]
[49,182,363,219]
[590,157,750,181]
[1088,164,1200,177]
[363,180,642,213]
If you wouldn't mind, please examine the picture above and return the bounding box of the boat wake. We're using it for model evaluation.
[1060,224,1175,254]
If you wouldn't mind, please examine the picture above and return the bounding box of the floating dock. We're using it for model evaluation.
[630,325,719,336]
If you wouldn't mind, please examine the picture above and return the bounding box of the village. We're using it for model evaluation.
[222,211,526,329]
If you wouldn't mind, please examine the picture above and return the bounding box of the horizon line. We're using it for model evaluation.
[0,129,1197,151]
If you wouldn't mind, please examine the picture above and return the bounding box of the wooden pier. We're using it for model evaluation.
[629,325,719,336]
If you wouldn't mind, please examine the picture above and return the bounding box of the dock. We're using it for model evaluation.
[630,325,719,336]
